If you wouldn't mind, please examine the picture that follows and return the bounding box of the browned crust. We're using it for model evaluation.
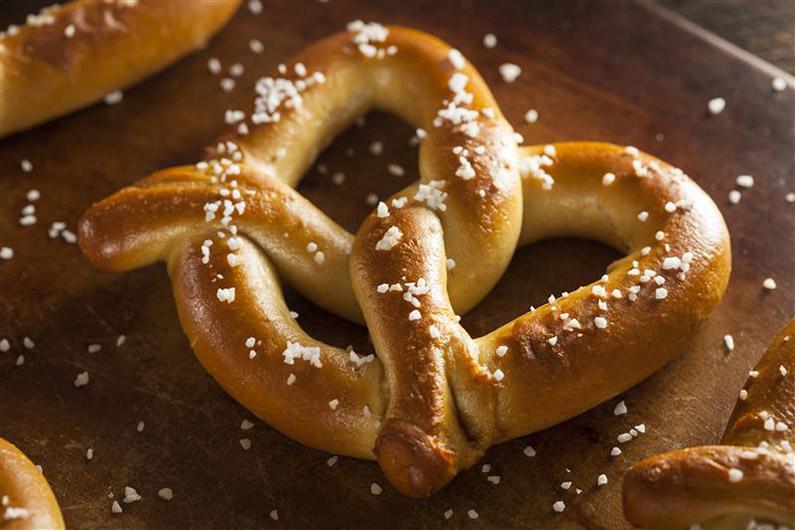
[0,0,241,137]
[0,438,65,530]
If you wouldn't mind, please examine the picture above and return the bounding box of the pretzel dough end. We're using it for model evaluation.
[374,418,457,498]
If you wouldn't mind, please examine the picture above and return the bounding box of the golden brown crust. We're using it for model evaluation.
[623,319,795,529]
[169,235,385,458]
[79,25,731,497]
[0,0,241,137]
[0,438,64,530]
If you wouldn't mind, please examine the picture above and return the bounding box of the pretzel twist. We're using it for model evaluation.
[623,319,795,529]
[0,0,240,138]
[0,438,64,530]
[78,25,731,497]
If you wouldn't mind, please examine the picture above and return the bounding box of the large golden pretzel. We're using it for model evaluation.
[624,319,795,529]
[78,24,731,497]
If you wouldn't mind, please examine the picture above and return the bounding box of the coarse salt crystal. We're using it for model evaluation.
[736,175,754,188]
[375,226,403,251]
[158,488,174,501]
[74,371,90,387]
[708,97,726,115]
[104,91,124,105]
[499,63,521,83]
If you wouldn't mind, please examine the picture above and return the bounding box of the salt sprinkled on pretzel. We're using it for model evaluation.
[79,25,731,497]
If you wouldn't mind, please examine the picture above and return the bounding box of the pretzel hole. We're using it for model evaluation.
[296,112,417,234]
[281,237,622,351]
[460,239,621,337]
[282,284,370,353]
[281,112,417,349]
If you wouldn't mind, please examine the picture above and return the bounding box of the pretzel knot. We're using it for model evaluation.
[78,25,731,497]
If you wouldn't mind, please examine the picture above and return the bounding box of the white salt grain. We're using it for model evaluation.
[499,63,521,83]
[708,97,726,115]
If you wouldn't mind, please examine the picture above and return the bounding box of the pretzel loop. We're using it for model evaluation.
[79,25,731,497]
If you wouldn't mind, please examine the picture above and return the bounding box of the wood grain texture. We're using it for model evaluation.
[663,0,795,75]
[0,1,793,528]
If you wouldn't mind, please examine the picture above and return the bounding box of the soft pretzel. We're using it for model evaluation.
[0,0,241,138]
[623,319,795,529]
[78,24,731,497]
[0,438,64,530]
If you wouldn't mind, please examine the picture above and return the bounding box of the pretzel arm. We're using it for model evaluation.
[169,234,385,459]
[352,204,498,497]
[623,319,795,529]
[476,142,731,441]
[79,166,361,323]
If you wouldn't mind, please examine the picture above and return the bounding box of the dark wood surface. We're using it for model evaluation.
[664,0,795,75]
[1,1,793,529]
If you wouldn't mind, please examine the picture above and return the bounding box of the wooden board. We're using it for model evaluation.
[1,1,793,528]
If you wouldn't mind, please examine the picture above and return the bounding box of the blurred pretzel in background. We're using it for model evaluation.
[0,0,241,138]
[624,318,795,529]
